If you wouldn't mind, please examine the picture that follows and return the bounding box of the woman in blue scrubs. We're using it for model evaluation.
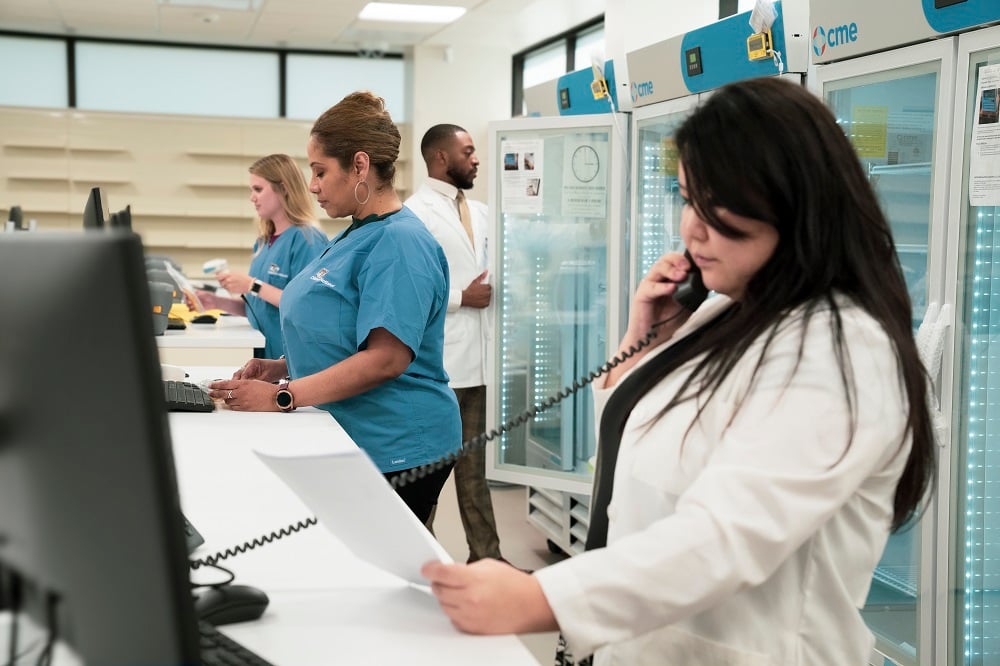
[195,154,328,359]
[211,92,461,524]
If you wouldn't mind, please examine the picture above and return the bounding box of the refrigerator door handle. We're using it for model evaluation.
[916,301,952,448]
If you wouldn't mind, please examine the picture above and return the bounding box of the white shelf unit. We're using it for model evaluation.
[0,106,410,274]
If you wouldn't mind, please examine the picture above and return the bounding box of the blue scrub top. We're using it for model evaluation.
[246,224,328,359]
[279,207,461,473]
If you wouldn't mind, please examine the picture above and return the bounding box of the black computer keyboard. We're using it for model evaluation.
[199,620,275,666]
[164,380,215,412]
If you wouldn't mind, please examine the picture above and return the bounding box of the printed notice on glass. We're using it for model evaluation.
[970,64,1000,206]
[562,138,609,218]
[500,139,544,214]
[849,106,888,159]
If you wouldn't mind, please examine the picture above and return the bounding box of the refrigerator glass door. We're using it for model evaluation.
[952,31,1000,666]
[487,116,628,494]
[630,96,700,291]
[819,46,950,666]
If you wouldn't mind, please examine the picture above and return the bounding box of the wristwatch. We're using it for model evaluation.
[250,279,264,295]
[275,378,295,412]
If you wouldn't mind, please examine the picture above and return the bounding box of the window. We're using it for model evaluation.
[720,0,759,19]
[286,53,406,122]
[0,30,404,121]
[573,25,605,71]
[523,41,568,89]
[76,42,279,118]
[512,16,604,117]
[0,35,67,108]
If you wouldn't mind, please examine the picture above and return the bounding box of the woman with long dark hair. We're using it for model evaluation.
[422,77,935,665]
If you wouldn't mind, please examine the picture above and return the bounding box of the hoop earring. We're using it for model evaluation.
[354,180,371,205]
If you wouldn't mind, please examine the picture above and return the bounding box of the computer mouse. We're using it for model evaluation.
[194,584,269,626]
[191,313,218,324]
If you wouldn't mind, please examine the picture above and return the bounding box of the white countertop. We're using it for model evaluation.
[169,369,538,665]
[156,320,265,349]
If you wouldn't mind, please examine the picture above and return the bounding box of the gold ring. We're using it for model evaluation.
[227,390,233,400]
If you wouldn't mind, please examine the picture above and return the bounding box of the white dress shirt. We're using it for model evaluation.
[534,294,912,665]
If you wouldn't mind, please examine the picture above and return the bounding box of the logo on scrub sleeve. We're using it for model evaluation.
[310,268,336,289]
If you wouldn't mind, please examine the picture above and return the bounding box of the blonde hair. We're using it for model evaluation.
[310,91,400,188]
[248,153,321,244]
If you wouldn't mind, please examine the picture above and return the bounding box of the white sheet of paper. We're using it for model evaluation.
[254,448,452,585]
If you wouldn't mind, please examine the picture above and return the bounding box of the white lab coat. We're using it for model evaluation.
[535,294,911,665]
[405,180,491,388]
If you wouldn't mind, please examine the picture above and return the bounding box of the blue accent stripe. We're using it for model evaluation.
[922,0,1000,33]
[556,61,619,116]
[680,3,786,94]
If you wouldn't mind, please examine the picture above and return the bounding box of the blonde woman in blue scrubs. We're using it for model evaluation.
[210,92,460,524]
[195,153,327,359]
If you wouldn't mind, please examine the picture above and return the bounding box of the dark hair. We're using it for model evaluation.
[310,91,400,185]
[648,77,934,532]
[420,123,467,164]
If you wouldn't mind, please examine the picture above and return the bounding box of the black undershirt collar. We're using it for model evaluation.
[336,208,401,243]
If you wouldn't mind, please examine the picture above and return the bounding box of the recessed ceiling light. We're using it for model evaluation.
[157,0,262,11]
[358,2,466,24]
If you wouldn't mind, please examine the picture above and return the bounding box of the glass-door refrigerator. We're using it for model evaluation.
[810,2,1000,664]
[812,37,956,666]
[485,111,630,555]
[630,96,699,290]
[948,23,1000,666]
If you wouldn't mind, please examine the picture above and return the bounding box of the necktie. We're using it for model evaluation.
[456,190,474,244]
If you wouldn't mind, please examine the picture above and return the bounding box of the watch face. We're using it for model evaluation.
[571,145,600,183]
[276,389,293,410]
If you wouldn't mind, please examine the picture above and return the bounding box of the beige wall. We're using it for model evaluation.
[408,41,512,203]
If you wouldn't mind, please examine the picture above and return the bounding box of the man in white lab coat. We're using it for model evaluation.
[405,124,504,563]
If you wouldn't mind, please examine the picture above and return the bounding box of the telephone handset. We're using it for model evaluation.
[190,250,708,571]
[671,251,708,312]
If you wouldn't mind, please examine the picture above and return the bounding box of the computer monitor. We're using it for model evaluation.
[0,231,200,662]
[109,204,132,230]
[82,186,110,229]
[7,205,24,230]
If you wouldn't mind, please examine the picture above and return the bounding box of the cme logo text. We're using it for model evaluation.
[812,22,858,57]
[631,80,654,103]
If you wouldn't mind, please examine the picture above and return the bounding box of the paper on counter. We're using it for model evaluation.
[254,448,452,586]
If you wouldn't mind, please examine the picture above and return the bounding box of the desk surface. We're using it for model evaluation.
[156,320,265,349]
[157,321,266,366]
[171,369,538,665]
